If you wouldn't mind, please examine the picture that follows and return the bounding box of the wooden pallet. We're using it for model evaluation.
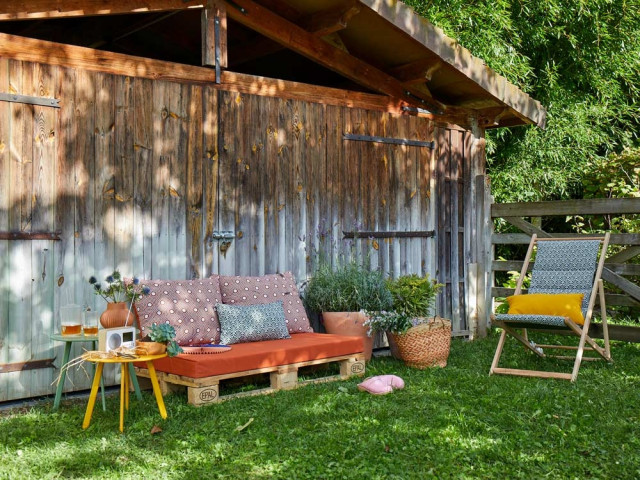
[135,353,366,407]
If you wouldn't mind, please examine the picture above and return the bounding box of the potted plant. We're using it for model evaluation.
[137,323,183,357]
[366,274,450,368]
[303,260,393,360]
[89,271,150,328]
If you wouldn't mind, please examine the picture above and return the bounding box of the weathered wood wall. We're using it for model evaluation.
[0,58,477,402]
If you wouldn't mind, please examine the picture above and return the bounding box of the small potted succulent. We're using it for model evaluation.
[137,323,183,357]
[303,260,393,361]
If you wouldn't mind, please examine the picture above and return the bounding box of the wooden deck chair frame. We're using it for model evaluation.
[490,233,612,382]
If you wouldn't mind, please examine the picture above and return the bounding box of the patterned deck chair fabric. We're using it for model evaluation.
[490,233,612,381]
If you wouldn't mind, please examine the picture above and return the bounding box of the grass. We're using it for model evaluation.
[1,331,640,480]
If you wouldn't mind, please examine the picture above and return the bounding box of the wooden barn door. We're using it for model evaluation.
[0,60,58,400]
[435,126,475,337]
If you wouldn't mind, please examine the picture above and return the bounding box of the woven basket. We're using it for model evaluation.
[390,316,451,369]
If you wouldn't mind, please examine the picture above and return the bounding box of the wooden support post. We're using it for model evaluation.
[202,1,227,79]
[270,368,298,390]
[339,356,366,378]
[187,383,220,406]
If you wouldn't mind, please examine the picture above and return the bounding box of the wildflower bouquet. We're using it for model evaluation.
[89,270,150,305]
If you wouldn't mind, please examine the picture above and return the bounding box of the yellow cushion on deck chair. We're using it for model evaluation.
[506,293,585,325]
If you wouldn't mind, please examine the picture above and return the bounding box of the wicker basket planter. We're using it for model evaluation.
[389,316,451,369]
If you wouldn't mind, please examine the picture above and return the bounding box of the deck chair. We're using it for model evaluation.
[490,233,612,381]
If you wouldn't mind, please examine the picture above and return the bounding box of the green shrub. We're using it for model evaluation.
[303,261,392,313]
[387,274,443,318]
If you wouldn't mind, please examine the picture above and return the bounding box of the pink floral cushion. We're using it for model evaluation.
[135,276,223,345]
[218,272,313,334]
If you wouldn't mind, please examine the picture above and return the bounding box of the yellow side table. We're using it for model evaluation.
[82,353,168,433]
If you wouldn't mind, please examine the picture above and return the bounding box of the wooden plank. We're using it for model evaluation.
[493,197,640,217]
[168,82,188,279]
[93,71,117,388]
[291,98,307,280]
[132,77,154,280]
[263,96,279,275]
[305,102,325,278]
[301,1,360,36]
[394,115,408,275]
[0,58,10,401]
[435,126,449,318]
[450,130,462,332]
[408,115,422,274]
[420,116,435,278]
[275,97,288,273]
[217,90,238,275]
[202,86,218,276]
[491,367,572,380]
[492,233,640,246]
[186,85,204,279]
[601,268,640,303]
[607,246,640,263]
[326,105,342,271]
[29,63,58,397]
[202,1,227,69]
[114,76,135,279]
[225,0,441,111]
[0,0,205,20]
[234,92,250,276]
[7,59,33,400]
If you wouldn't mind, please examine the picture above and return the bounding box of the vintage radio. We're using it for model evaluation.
[98,326,137,352]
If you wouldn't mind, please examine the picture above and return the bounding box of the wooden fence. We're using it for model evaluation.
[479,195,640,340]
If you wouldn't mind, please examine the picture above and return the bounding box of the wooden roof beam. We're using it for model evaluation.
[360,0,546,128]
[224,0,446,113]
[301,2,361,37]
[0,0,205,21]
[388,58,441,85]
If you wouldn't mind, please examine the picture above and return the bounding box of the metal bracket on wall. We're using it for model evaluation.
[0,358,56,374]
[214,15,222,84]
[343,230,435,239]
[343,133,434,149]
[0,92,60,109]
[208,231,236,242]
[0,231,61,241]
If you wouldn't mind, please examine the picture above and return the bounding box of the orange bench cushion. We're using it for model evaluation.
[143,333,364,379]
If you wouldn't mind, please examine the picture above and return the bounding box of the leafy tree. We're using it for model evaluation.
[405,0,640,202]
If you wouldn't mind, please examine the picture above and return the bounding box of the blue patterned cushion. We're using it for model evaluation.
[530,240,600,313]
[216,301,291,345]
[495,313,567,327]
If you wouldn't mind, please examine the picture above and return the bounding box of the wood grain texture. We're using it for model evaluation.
[0,58,11,401]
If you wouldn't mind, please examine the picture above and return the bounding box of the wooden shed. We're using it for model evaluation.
[0,0,546,403]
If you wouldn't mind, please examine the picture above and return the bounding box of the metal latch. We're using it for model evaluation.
[211,231,236,240]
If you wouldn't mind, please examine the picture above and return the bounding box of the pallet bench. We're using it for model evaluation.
[134,333,365,406]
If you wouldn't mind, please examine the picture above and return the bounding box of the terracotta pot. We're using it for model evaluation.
[100,302,135,329]
[136,341,167,356]
[322,311,373,361]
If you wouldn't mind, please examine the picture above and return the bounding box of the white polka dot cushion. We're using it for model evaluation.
[218,272,313,334]
[135,276,223,345]
[217,301,291,345]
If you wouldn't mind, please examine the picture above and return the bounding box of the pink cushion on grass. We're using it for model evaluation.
[218,272,313,334]
[135,276,223,345]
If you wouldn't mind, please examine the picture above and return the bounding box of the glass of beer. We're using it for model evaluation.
[60,304,83,335]
[83,311,100,336]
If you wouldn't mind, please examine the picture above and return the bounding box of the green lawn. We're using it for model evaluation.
[1,331,640,479]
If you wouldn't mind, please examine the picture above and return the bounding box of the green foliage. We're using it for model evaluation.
[148,323,183,357]
[405,0,640,202]
[302,261,393,313]
[364,310,414,335]
[2,336,640,479]
[387,274,443,318]
[577,147,640,233]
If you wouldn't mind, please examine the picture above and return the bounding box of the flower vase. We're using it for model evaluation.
[100,302,134,329]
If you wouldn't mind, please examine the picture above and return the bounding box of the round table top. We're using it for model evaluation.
[50,333,98,342]
[84,353,167,364]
